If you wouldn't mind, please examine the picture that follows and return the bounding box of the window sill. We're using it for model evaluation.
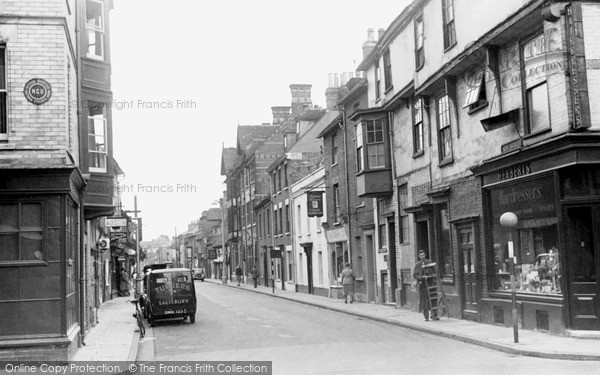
[415,63,424,72]
[333,221,341,226]
[443,42,457,53]
[438,157,454,167]
[356,203,365,209]
[384,85,394,94]
[412,150,424,159]
[331,162,338,168]
[467,101,489,115]
[523,127,551,140]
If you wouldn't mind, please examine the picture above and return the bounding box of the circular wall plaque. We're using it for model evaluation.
[24,78,52,105]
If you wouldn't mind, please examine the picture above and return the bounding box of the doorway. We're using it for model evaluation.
[304,244,314,294]
[564,205,600,330]
[458,226,477,320]
[388,219,397,303]
[365,233,376,302]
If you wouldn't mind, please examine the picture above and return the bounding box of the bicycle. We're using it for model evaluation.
[130,299,145,338]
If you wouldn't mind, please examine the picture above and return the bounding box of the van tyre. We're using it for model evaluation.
[189,315,195,324]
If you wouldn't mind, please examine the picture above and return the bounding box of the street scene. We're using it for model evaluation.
[1,0,600,374]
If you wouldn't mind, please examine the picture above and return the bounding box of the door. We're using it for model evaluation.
[381,271,389,304]
[459,226,477,320]
[304,245,314,294]
[565,205,600,330]
[388,220,397,303]
[365,233,376,302]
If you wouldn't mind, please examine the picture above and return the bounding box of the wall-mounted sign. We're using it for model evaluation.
[24,78,52,105]
[208,249,217,260]
[105,218,127,227]
[307,191,323,217]
[270,249,282,259]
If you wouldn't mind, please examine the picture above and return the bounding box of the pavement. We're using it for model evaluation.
[69,279,600,363]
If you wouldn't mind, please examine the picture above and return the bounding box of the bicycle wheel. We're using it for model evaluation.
[136,314,145,338]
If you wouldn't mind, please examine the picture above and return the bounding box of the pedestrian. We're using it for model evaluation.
[413,250,438,321]
[235,264,243,286]
[339,263,356,304]
[120,267,130,297]
[250,266,259,288]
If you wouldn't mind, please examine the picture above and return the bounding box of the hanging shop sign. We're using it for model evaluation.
[208,249,217,260]
[307,191,323,217]
[24,78,52,105]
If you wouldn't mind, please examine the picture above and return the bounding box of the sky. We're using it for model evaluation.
[110,0,412,241]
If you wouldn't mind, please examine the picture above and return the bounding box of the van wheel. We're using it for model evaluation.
[189,315,195,324]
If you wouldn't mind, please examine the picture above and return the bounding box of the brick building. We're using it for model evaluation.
[357,0,600,334]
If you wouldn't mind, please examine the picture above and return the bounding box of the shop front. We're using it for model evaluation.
[474,134,600,334]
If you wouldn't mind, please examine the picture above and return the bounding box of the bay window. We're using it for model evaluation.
[88,102,107,173]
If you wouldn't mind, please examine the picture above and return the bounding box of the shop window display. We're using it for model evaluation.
[489,175,561,295]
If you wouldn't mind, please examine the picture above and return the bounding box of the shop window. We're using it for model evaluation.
[437,205,454,278]
[0,45,6,140]
[0,202,44,262]
[415,14,425,70]
[436,94,453,163]
[489,175,561,295]
[399,186,410,244]
[463,68,487,113]
[383,49,393,91]
[88,102,107,173]
[523,33,551,134]
[442,0,456,50]
[413,97,424,155]
[86,0,104,60]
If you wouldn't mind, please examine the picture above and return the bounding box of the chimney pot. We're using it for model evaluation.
[378,28,386,41]
[367,28,375,41]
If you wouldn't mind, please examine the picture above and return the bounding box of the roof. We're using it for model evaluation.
[220,147,237,176]
[297,108,326,121]
[337,78,368,106]
[292,110,340,152]
[202,208,222,221]
[316,112,343,139]
[236,125,277,152]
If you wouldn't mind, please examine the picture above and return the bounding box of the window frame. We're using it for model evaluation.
[87,101,108,173]
[383,49,393,91]
[331,132,338,165]
[463,67,488,113]
[415,14,425,70]
[355,123,364,172]
[333,184,340,223]
[442,0,456,50]
[85,0,105,60]
[413,97,424,156]
[0,200,46,265]
[436,94,454,164]
[521,31,552,135]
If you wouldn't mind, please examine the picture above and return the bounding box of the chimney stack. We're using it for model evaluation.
[290,84,312,115]
[362,28,376,60]
[271,106,291,125]
[325,73,340,111]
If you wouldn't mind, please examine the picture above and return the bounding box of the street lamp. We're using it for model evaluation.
[500,211,519,343]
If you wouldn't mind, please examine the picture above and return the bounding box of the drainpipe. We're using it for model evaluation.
[340,107,353,263]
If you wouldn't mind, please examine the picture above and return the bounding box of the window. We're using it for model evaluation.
[375,60,381,101]
[437,205,453,277]
[279,205,283,235]
[383,49,393,90]
[333,184,340,223]
[317,251,323,285]
[271,172,276,195]
[331,133,337,165]
[296,204,302,235]
[266,208,271,236]
[285,204,290,233]
[0,202,44,262]
[284,164,288,188]
[0,45,6,140]
[437,95,453,162]
[413,97,424,154]
[356,124,364,172]
[277,169,282,193]
[86,0,104,60]
[273,208,278,235]
[366,119,386,168]
[379,223,387,250]
[523,33,551,134]
[415,14,425,69]
[398,186,410,244]
[88,102,107,172]
[462,68,487,112]
[442,0,456,49]
[287,250,293,281]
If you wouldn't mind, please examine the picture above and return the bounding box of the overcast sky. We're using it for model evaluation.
[110,0,411,241]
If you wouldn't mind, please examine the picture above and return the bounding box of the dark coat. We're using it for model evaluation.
[235,266,243,276]
[413,259,435,312]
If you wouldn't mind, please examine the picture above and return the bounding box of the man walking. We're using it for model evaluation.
[340,263,356,303]
[235,264,243,286]
[250,266,259,288]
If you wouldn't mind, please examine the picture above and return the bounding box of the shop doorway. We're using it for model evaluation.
[365,233,376,302]
[458,226,477,320]
[303,244,314,294]
[564,205,600,330]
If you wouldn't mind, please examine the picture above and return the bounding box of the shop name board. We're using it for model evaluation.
[307,191,323,217]
[270,249,282,259]
[498,163,531,182]
[106,218,127,227]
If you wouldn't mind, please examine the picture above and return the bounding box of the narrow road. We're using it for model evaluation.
[138,282,598,375]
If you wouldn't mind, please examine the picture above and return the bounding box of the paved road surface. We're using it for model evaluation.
[138,282,599,375]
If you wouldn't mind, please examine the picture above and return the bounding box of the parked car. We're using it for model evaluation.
[192,268,205,281]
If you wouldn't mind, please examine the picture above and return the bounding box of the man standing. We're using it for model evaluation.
[250,266,259,288]
[340,263,356,303]
[413,250,438,321]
